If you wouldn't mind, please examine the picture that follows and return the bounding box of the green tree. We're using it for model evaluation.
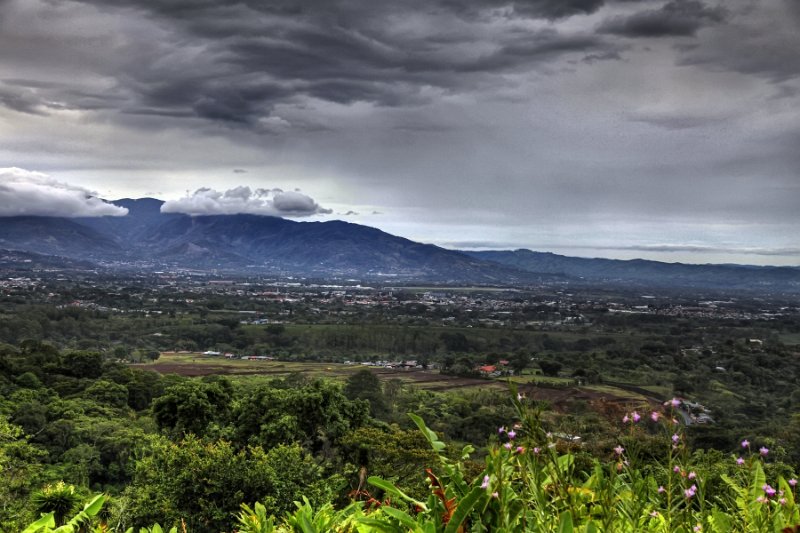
[123,436,335,531]
[344,369,388,418]
[151,379,230,437]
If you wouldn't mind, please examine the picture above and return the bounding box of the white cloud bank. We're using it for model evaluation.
[0,167,128,217]
[161,186,332,217]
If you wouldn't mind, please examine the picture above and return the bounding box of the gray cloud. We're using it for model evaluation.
[0,0,798,266]
[599,0,726,37]
[161,186,332,217]
[0,0,621,126]
[0,168,128,217]
[595,244,800,256]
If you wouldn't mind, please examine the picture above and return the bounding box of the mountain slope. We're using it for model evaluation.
[465,249,800,291]
[142,214,533,281]
[1,199,798,290]
[0,216,122,257]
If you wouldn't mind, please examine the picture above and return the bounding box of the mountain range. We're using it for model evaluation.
[0,198,798,292]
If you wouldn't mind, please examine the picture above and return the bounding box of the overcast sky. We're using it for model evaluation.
[1,0,798,265]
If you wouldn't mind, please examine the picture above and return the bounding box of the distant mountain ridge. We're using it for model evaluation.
[464,249,800,291]
[0,199,539,283]
[0,198,798,291]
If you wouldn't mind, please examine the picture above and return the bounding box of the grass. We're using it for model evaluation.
[505,375,576,386]
[581,384,650,401]
[779,332,800,346]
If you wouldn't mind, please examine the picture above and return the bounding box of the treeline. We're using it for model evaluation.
[1,342,540,530]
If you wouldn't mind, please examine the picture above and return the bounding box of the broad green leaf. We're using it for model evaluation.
[22,513,56,533]
[557,512,574,533]
[381,506,418,529]
[368,476,428,510]
[444,487,485,533]
[409,413,446,453]
[356,517,404,533]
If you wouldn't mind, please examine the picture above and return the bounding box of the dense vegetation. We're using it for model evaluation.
[1,275,799,530]
[12,382,800,532]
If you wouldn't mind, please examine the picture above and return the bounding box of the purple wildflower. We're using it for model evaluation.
[674,465,681,473]
[736,457,745,465]
[533,447,541,455]
[503,442,512,450]
[780,498,788,506]
[759,446,769,456]
[688,471,697,480]
[507,430,517,440]
[516,446,524,454]
[622,414,629,424]
[741,439,750,448]
[763,484,776,497]
[684,485,697,499]
[672,434,680,444]
[480,475,490,489]
[651,411,661,422]
[498,426,507,434]
[670,398,681,408]
[491,491,499,499]
[632,411,641,423]
[789,478,798,487]
[658,486,666,494]
[614,445,624,456]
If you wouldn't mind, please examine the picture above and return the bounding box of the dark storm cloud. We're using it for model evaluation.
[599,0,726,37]
[0,0,621,126]
[441,0,606,20]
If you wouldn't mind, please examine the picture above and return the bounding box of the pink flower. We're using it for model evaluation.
[674,465,681,473]
[491,491,499,499]
[507,430,517,440]
[759,446,769,456]
[658,486,666,494]
[763,484,776,497]
[693,525,702,532]
[533,447,541,455]
[632,411,641,423]
[650,511,660,517]
[614,445,625,456]
[741,439,750,448]
[504,442,512,450]
[684,485,697,499]
[789,478,798,487]
[670,398,681,408]
[622,414,630,423]
[480,475,490,489]
[498,426,507,434]
[516,446,525,454]
[756,496,766,504]
[688,471,697,480]
[672,434,680,444]
[780,498,788,506]
[650,411,661,422]
[736,457,745,465]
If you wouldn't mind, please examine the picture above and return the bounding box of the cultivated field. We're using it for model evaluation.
[133,352,657,407]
